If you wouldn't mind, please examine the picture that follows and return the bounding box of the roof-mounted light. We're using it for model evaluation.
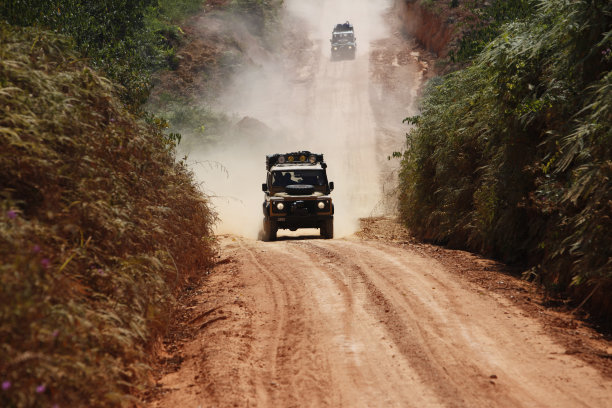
[266,151,324,170]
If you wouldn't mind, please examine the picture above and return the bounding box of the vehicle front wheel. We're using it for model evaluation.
[320,219,333,239]
[261,218,277,241]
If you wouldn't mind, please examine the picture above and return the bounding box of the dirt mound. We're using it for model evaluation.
[234,116,273,138]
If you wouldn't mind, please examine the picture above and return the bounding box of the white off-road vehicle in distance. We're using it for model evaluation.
[330,21,356,60]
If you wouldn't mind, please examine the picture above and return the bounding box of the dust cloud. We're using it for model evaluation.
[182,0,404,239]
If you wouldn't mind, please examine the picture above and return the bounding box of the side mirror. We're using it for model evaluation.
[329,182,334,191]
[262,183,267,192]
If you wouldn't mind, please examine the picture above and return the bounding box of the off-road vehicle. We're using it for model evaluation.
[261,151,334,241]
[330,21,356,60]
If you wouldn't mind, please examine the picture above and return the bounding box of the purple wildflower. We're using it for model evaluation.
[35,384,46,393]
[1,381,11,390]
[52,329,59,338]
[41,258,51,269]
[97,268,106,276]
[6,210,17,219]
[32,245,41,253]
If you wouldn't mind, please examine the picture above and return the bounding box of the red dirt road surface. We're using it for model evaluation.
[146,226,612,407]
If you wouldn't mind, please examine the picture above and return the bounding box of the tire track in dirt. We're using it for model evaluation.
[305,240,518,407]
[238,236,446,407]
[146,234,612,407]
[238,238,336,407]
[303,239,612,407]
[290,240,442,407]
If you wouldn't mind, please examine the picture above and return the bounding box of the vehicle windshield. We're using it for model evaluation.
[333,32,354,40]
[272,169,327,187]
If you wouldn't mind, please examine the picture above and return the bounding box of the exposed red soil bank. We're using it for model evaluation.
[397,0,454,57]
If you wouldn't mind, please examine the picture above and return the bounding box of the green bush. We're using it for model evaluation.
[0,24,215,407]
[0,1,210,109]
[229,0,283,37]
[1,0,161,108]
[451,0,534,62]
[399,0,611,319]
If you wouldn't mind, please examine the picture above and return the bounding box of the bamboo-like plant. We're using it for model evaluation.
[399,0,611,320]
[0,24,215,407]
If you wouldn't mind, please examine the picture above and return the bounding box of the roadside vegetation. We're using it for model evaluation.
[0,0,215,109]
[0,23,216,406]
[1,0,284,405]
[399,0,611,322]
[0,0,285,406]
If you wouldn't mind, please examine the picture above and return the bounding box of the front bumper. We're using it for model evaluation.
[263,199,334,230]
[272,215,333,230]
[331,44,356,53]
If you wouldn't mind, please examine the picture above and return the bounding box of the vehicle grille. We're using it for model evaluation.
[289,200,315,216]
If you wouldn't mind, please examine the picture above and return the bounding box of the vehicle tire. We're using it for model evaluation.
[285,184,315,195]
[270,219,278,241]
[262,218,277,241]
[321,219,334,239]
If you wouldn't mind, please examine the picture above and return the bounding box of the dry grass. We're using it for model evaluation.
[0,23,216,407]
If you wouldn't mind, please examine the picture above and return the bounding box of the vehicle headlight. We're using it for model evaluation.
[276,202,285,211]
[348,46,353,49]
[333,47,338,50]
[317,201,326,209]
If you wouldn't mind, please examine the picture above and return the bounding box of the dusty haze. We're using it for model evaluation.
[182,0,419,238]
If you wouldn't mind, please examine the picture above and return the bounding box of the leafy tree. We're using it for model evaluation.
[0,0,183,108]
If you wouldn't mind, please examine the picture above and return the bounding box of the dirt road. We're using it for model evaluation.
[147,227,612,407]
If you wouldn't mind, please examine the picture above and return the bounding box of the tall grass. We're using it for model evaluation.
[399,0,611,320]
[0,24,215,407]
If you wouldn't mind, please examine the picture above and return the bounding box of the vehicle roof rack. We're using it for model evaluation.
[266,151,325,170]
[333,21,353,32]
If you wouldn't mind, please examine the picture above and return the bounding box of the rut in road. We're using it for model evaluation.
[148,236,612,407]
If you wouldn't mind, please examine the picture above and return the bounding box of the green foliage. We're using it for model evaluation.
[229,0,283,37]
[148,96,233,149]
[0,24,215,406]
[155,0,207,22]
[399,0,612,318]
[450,0,535,62]
[1,0,161,108]
[0,0,208,109]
